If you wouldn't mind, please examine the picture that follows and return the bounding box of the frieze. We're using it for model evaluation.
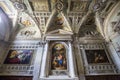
[21,30,36,36]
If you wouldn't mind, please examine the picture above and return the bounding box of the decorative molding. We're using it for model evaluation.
[113,20,120,34]
[0,65,34,76]
[55,1,63,11]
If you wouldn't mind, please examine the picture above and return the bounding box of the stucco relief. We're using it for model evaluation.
[70,1,88,12]
[30,0,49,11]
[13,2,26,11]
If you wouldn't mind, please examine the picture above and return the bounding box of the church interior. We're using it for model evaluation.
[0,0,120,80]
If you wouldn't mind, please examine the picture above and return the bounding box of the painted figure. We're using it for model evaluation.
[4,50,20,64]
[4,50,33,64]
[58,54,63,67]
[85,50,109,64]
[52,43,67,70]
[94,53,105,63]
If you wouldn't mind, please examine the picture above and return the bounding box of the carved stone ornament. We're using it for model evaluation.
[21,30,36,36]
[14,2,26,11]
[93,0,107,12]
[93,3,101,11]
[55,1,63,11]
[113,21,120,34]
[114,26,120,34]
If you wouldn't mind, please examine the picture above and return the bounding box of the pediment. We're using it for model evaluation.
[46,29,73,35]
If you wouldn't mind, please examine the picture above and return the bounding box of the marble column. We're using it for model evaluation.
[33,46,43,80]
[68,41,75,77]
[40,42,48,78]
[76,44,85,80]
[107,42,120,73]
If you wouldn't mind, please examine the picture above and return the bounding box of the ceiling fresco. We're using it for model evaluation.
[0,0,119,40]
[70,0,90,12]
[45,12,72,34]
[29,0,49,11]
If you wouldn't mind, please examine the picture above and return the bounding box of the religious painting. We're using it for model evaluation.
[85,50,109,64]
[4,49,33,64]
[51,43,67,70]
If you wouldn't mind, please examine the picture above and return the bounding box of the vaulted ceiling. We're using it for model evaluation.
[0,0,119,40]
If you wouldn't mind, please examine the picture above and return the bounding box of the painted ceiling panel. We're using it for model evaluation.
[45,12,72,34]
[70,1,90,12]
[29,0,49,11]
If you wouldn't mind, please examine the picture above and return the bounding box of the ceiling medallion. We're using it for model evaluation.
[14,2,26,11]
[55,1,63,11]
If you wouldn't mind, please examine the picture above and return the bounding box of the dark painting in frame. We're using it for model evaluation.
[85,50,109,64]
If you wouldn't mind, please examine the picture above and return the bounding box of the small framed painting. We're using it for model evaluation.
[85,50,109,64]
[4,49,33,64]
